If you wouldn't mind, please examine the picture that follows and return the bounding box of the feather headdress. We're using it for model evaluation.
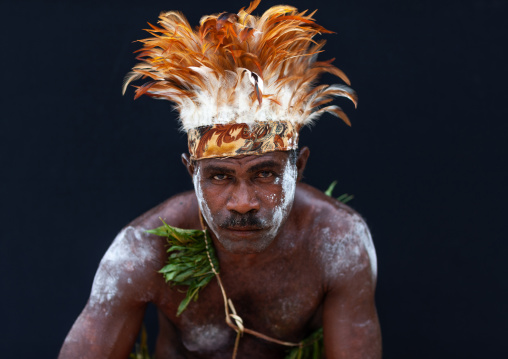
[124,0,357,159]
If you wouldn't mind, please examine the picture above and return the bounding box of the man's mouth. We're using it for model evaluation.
[218,214,267,237]
[220,226,265,239]
[223,226,263,231]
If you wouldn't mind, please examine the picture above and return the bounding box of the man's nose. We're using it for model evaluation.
[226,181,260,214]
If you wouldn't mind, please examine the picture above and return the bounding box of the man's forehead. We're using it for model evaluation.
[197,151,290,171]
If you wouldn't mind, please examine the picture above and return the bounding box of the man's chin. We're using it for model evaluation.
[215,228,275,254]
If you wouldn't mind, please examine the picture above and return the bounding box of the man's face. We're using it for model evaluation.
[192,151,298,254]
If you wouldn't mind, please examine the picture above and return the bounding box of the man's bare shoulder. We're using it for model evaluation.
[117,189,201,277]
[89,191,201,307]
[294,183,377,285]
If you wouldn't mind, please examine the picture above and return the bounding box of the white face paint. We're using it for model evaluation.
[265,158,297,239]
[193,166,220,235]
[193,155,297,253]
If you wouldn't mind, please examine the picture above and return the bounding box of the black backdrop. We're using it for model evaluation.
[1,0,506,358]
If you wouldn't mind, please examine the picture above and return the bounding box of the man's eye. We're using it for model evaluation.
[258,171,273,178]
[212,174,229,180]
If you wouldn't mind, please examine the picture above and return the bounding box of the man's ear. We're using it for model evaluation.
[295,147,310,182]
[181,153,195,178]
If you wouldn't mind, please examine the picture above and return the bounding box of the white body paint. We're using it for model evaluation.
[182,323,231,352]
[320,215,377,280]
[359,219,378,279]
[88,226,150,313]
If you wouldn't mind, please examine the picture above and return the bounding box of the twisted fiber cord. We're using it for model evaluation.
[198,211,301,358]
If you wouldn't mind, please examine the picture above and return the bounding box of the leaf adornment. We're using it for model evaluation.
[147,219,220,316]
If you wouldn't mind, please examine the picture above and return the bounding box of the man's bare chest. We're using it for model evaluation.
[153,260,324,357]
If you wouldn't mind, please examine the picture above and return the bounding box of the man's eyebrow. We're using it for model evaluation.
[247,160,281,173]
[201,165,236,174]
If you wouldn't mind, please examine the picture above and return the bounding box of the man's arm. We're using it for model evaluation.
[322,214,382,359]
[59,226,162,359]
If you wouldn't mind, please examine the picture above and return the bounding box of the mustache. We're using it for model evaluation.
[219,212,266,229]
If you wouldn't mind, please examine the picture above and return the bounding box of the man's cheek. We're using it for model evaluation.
[201,189,227,213]
[259,181,285,203]
[263,192,281,207]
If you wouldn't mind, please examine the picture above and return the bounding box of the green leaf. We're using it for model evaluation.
[337,193,354,204]
[145,226,167,237]
[167,244,188,252]
[313,340,319,359]
[325,181,354,204]
[177,293,194,316]
[173,267,197,282]
[284,328,324,359]
[159,263,180,273]
[324,180,338,196]
[196,275,213,287]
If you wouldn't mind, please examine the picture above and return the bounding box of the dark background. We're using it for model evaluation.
[1,0,506,357]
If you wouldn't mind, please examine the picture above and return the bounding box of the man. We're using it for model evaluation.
[59,1,381,358]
